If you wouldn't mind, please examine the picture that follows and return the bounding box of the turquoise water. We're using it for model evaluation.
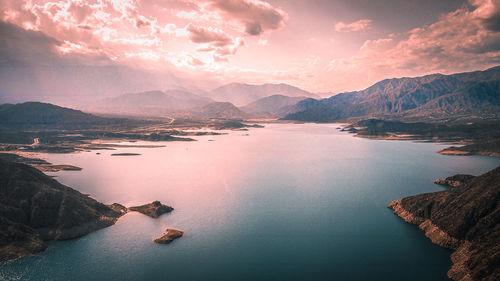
[1,123,499,281]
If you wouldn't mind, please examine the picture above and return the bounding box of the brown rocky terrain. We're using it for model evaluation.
[434,174,476,188]
[128,201,173,218]
[438,140,500,157]
[0,159,176,263]
[0,159,126,262]
[388,166,500,281]
[153,228,184,244]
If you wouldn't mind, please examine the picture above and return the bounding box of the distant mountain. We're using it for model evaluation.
[209,83,319,106]
[0,102,131,130]
[194,102,247,119]
[284,66,500,122]
[0,21,211,105]
[241,94,307,117]
[85,90,213,116]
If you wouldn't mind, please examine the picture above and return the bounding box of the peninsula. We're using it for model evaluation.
[388,167,500,281]
[0,159,177,263]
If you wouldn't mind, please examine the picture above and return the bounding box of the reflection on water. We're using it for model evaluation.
[1,123,499,281]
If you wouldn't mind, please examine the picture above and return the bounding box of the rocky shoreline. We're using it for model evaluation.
[340,119,500,158]
[0,159,181,263]
[388,167,500,281]
[437,140,500,158]
[153,228,184,244]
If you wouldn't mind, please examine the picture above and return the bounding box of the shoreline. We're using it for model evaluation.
[388,167,500,281]
[388,199,471,281]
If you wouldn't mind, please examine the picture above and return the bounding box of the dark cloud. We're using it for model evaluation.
[0,21,111,67]
[186,24,233,47]
[482,12,500,31]
[205,0,286,36]
[0,21,62,66]
[68,2,93,23]
[0,21,189,102]
[457,36,500,54]
[136,19,151,28]
[245,22,263,35]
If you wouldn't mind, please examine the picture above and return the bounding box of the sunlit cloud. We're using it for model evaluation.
[1,0,499,94]
[202,0,287,35]
[326,0,500,92]
[334,19,372,32]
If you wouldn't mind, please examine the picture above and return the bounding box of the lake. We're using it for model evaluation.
[1,123,499,281]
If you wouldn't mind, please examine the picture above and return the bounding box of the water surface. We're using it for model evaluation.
[2,123,499,281]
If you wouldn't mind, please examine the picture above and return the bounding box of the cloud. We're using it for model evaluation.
[473,0,500,31]
[0,21,61,66]
[204,0,287,36]
[186,23,245,60]
[160,0,200,12]
[0,0,166,59]
[0,20,109,66]
[334,19,372,32]
[186,23,232,47]
[0,20,193,102]
[326,0,500,91]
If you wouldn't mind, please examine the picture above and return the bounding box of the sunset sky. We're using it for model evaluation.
[1,0,500,98]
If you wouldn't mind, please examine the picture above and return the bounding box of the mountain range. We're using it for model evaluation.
[83,84,315,117]
[284,66,500,122]
[193,102,248,119]
[2,67,499,123]
[84,90,214,116]
[241,94,307,117]
[207,83,319,107]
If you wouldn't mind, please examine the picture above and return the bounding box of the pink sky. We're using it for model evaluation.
[1,0,500,94]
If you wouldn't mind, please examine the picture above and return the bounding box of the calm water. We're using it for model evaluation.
[1,123,500,281]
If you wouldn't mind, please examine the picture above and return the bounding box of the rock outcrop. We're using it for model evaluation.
[434,174,476,187]
[128,201,173,218]
[388,166,500,281]
[153,228,184,244]
[439,139,500,158]
[0,159,126,262]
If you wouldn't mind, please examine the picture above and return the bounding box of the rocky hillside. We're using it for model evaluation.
[241,94,307,117]
[0,159,126,262]
[194,102,247,119]
[284,66,500,122]
[388,166,500,281]
[0,102,135,130]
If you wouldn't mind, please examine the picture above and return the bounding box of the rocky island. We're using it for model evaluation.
[388,167,500,281]
[0,159,177,263]
[153,228,184,244]
[128,201,174,218]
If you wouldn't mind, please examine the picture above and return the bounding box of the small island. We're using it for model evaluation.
[153,228,184,244]
[111,153,142,156]
[128,201,174,218]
